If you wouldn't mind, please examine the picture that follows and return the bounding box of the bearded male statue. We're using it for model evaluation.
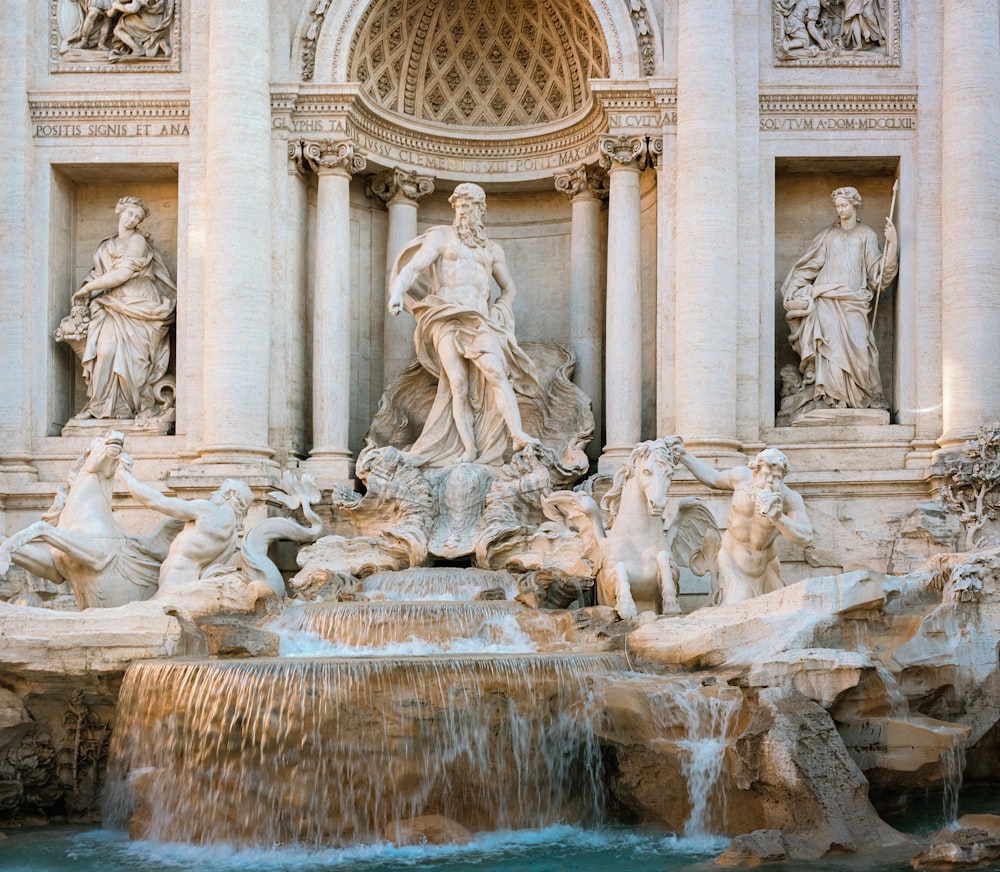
[387,183,541,467]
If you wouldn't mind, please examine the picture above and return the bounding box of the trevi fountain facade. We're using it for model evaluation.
[3,0,1000,868]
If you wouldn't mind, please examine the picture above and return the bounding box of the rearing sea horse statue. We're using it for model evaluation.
[0,432,181,608]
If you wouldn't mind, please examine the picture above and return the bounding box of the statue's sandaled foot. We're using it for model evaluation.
[458,449,478,464]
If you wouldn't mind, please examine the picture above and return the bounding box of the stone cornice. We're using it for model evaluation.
[28,94,190,139]
[29,95,190,121]
[272,84,613,183]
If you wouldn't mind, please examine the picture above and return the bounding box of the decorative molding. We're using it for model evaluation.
[367,169,436,205]
[29,96,190,138]
[773,0,900,68]
[301,0,334,82]
[50,0,181,73]
[759,92,917,132]
[628,0,655,76]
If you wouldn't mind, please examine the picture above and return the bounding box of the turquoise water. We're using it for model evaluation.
[0,823,927,872]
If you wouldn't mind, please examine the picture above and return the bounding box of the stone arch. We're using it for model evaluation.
[297,0,648,88]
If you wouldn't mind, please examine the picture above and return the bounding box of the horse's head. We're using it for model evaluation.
[83,430,126,479]
[601,437,681,524]
[630,440,679,518]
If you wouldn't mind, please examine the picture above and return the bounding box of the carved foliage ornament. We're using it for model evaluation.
[554,164,609,201]
[367,169,436,205]
[598,134,660,171]
[290,139,369,176]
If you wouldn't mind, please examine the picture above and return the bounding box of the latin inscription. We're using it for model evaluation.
[759,116,914,132]
[33,122,190,138]
[352,130,593,174]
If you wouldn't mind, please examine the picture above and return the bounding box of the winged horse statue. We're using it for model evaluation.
[541,437,720,619]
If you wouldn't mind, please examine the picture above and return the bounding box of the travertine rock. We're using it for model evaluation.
[727,688,905,859]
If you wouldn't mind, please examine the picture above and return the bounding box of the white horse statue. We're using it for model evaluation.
[542,437,720,619]
[0,431,181,608]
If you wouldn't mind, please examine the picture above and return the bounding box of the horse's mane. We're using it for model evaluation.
[41,450,88,524]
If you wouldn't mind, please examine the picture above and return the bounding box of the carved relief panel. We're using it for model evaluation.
[51,0,180,72]
[773,0,899,66]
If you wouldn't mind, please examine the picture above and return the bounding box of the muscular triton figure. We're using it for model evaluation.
[118,458,252,595]
[676,443,814,605]
[387,182,540,467]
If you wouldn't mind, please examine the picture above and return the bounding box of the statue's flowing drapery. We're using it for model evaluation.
[782,222,896,409]
[80,233,176,419]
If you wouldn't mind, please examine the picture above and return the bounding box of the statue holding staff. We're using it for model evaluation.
[781,185,898,413]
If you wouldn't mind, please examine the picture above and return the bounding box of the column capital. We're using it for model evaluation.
[367,168,436,206]
[598,134,660,172]
[554,163,608,202]
[290,138,368,176]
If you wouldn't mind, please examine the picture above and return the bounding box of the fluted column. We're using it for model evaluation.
[598,135,651,472]
[674,0,739,453]
[301,139,367,483]
[554,163,607,459]
[0,0,34,479]
[198,0,273,464]
[940,2,1000,448]
[369,169,435,386]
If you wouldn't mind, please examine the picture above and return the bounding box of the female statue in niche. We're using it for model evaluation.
[779,186,897,422]
[57,196,176,428]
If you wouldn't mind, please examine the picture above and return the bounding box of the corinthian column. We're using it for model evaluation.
[301,139,367,483]
[598,135,652,472]
[674,0,739,453]
[554,163,607,458]
[940,2,1000,448]
[198,0,273,464]
[369,169,435,385]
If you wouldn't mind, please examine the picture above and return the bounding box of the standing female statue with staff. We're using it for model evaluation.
[782,184,898,412]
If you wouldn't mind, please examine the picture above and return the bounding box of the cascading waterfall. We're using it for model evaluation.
[868,654,967,822]
[361,568,521,601]
[271,601,572,655]
[612,673,741,838]
[674,689,741,837]
[103,653,624,847]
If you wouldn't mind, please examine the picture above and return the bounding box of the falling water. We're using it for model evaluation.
[103,653,624,847]
[940,741,967,824]
[361,568,521,601]
[271,601,573,655]
[614,674,741,838]
[672,686,741,837]
[871,661,909,719]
